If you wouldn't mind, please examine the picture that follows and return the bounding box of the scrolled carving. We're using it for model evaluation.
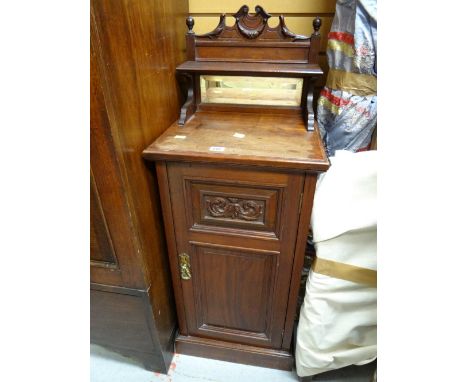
[205,196,264,221]
[233,5,271,39]
[197,14,226,39]
[193,5,313,43]
[305,78,317,131]
[279,15,308,41]
[178,73,195,126]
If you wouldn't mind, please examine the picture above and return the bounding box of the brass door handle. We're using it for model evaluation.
[179,253,191,280]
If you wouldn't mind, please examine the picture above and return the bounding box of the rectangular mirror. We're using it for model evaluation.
[200,75,303,107]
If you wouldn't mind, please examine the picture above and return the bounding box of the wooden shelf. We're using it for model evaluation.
[176,61,323,77]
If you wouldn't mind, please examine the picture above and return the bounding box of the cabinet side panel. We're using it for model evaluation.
[282,173,318,350]
[156,162,189,335]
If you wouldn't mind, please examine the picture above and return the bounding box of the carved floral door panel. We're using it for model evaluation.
[166,162,304,348]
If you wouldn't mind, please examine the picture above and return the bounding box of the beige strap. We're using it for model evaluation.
[326,68,377,96]
[312,257,377,288]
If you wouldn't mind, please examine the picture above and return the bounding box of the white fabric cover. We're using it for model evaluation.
[295,150,377,377]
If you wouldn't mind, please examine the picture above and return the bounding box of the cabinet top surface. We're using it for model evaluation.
[143,111,329,172]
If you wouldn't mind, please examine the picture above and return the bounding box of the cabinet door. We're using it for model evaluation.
[167,162,304,349]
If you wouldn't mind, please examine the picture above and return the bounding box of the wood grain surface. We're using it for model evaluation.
[177,61,322,76]
[90,0,189,372]
[142,3,330,371]
[143,111,329,172]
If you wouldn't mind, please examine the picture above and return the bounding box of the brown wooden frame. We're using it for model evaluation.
[177,5,323,131]
[142,4,330,371]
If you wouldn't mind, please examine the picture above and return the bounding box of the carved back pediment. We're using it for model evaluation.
[179,5,324,130]
[187,5,321,42]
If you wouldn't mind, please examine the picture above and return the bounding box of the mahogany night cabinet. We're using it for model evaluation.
[143,5,330,371]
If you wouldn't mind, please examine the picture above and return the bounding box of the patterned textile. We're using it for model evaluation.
[317,0,377,156]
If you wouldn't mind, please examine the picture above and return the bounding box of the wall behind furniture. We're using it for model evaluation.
[188,0,336,90]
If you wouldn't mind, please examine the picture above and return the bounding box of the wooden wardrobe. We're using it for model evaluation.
[90,0,188,372]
